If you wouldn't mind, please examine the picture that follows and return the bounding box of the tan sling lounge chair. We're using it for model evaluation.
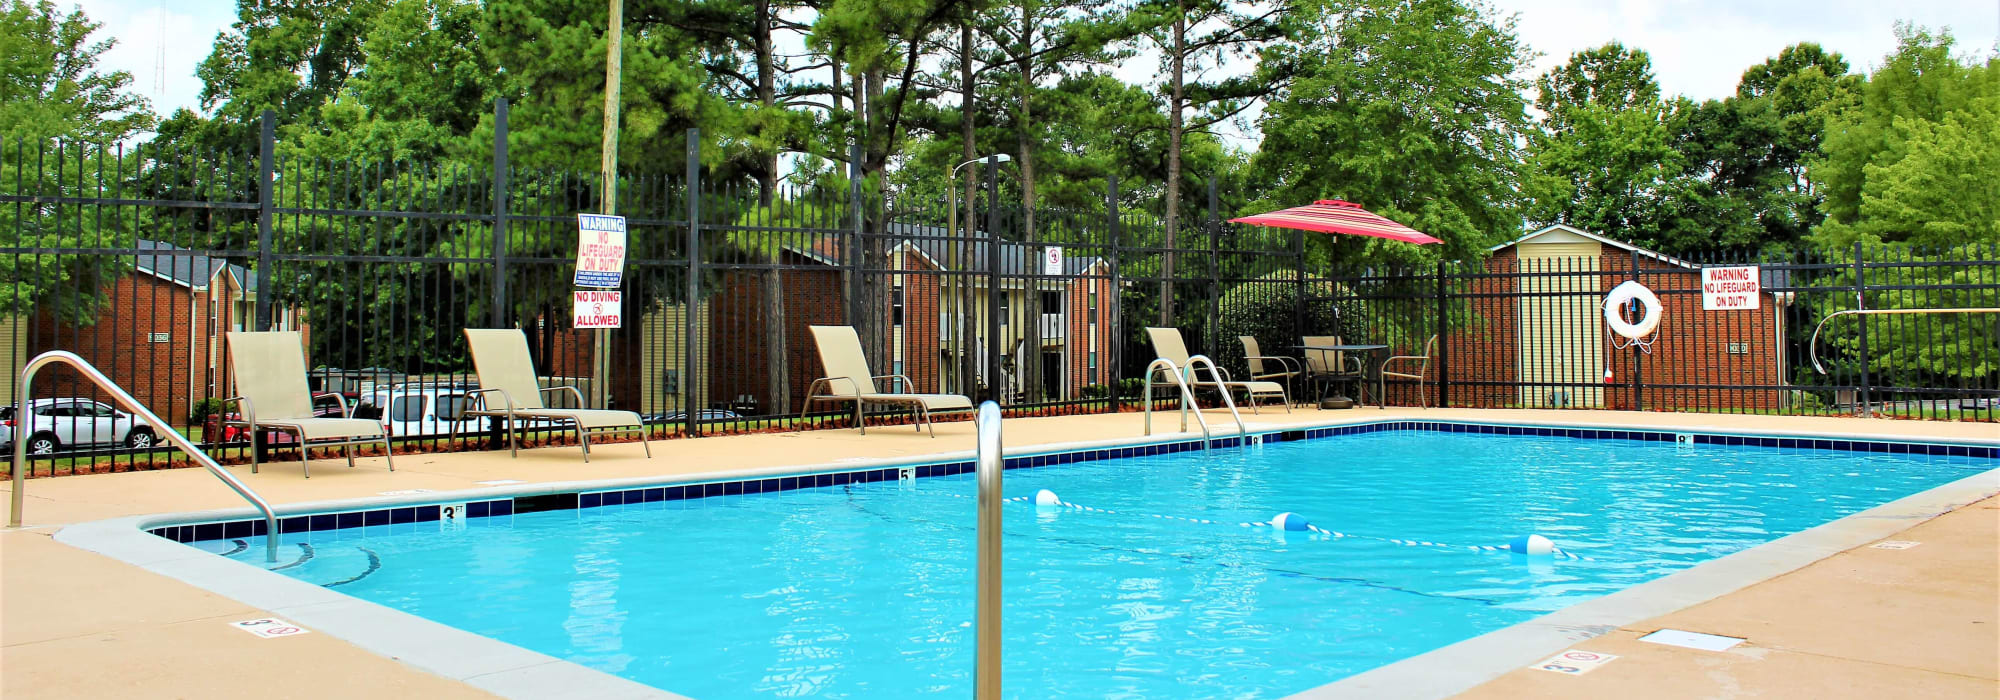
[462,328,650,462]
[802,325,973,436]
[224,331,394,477]
[1145,327,1289,412]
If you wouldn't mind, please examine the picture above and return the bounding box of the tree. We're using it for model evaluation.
[1811,24,1998,248]
[1253,0,1531,265]
[0,0,155,321]
[1135,0,1284,324]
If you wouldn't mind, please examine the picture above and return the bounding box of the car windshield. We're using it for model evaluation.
[389,396,427,422]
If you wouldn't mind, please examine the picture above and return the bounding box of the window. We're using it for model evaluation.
[390,396,427,423]
[892,360,905,377]
[999,295,1010,325]
[1088,351,1098,373]
[84,402,115,418]
[663,369,680,395]
[1041,291,1060,313]
[436,395,472,421]
[892,286,905,326]
[1088,291,1099,321]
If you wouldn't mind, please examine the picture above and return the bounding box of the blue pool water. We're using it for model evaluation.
[208,430,1988,698]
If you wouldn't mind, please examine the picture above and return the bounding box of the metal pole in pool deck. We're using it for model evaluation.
[973,400,1003,699]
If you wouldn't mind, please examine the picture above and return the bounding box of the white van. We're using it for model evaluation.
[361,383,482,438]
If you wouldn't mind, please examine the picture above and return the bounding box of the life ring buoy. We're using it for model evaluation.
[1603,280,1661,340]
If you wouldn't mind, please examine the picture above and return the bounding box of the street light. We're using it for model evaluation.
[946,154,1010,399]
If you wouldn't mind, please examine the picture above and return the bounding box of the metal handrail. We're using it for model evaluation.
[10,351,281,562]
[1143,358,1212,446]
[1810,307,2000,375]
[972,400,1003,700]
[1183,354,1250,438]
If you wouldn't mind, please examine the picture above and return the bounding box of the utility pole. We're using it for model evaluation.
[592,0,623,410]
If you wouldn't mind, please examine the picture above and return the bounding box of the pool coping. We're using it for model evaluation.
[51,415,2000,700]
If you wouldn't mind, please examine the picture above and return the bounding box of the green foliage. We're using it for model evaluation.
[1253,0,1532,265]
[189,397,227,423]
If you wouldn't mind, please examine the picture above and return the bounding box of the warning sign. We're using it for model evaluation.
[233,618,310,639]
[574,214,627,288]
[1702,266,1761,310]
[1042,246,1065,276]
[1533,649,1618,675]
[573,290,622,329]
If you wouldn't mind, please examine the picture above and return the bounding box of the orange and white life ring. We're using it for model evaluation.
[1603,280,1661,340]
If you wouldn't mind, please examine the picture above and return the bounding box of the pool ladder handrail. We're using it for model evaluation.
[1183,355,1249,440]
[972,400,1003,700]
[9,351,282,562]
[1142,356,1248,448]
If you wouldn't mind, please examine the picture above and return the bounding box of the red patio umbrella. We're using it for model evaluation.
[1228,199,1442,245]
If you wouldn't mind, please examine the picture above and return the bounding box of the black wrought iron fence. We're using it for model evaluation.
[4,109,1996,478]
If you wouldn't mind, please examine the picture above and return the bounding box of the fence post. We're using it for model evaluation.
[985,156,1004,405]
[1205,178,1221,353]
[1629,248,1643,411]
[1434,260,1448,408]
[1853,242,1870,418]
[1292,230,1306,346]
[684,129,701,438]
[490,99,509,328]
[847,144,864,334]
[1106,174,1123,414]
[255,109,275,331]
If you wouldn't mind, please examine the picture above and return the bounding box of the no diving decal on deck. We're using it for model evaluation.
[233,618,310,639]
[1533,649,1618,675]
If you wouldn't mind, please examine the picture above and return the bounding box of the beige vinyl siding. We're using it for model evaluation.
[1517,242,1604,407]
[640,301,705,414]
[0,316,22,403]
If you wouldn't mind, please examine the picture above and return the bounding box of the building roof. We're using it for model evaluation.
[134,239,259,293]
[784,223,1108,276]
[1491,224,1697,270]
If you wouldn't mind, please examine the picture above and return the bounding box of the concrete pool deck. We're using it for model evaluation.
[2,408,1995,699]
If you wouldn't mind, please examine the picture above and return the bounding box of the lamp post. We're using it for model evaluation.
[946,154,1010,397]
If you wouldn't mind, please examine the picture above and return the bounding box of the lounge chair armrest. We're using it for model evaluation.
[466,388,516,412]
[312,391,353,418]
[221,395,256,427]
[539,385,587,409]
[1381,354,1429,370]
[1245,355,1301,374]
[806,376,862,396]
[870,374,916,393]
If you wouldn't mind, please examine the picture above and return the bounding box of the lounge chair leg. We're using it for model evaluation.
[298,434,310,479]
[578,425,591,463]
[382,439,395,471]
[855,402,866,435]
[249,432,260,475]
[345,443,356,469]
[640,426,652,457]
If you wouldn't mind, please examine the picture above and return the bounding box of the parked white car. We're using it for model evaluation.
[361,383,483,438]
[1,399,158,454]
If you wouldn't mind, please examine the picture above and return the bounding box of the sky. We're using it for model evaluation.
[71,0,2000,145]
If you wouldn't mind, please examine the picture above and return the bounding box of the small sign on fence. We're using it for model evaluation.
[1042,246,1065,276]
[574,214,628,288]
[1701,265,1761,310]
[573,290,623,329]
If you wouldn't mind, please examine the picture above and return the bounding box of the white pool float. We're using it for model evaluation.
[1603,280,1662,342]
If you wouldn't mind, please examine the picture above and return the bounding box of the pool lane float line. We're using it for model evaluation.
[1021,489,1588,560]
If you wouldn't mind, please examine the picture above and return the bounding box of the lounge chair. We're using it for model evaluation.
[802,325,973,436]
[461,328,650,462]
[1380,335,1439,408]
[1239,336,1302,406]
[224,331,394,478]
[1145,327,1289,412]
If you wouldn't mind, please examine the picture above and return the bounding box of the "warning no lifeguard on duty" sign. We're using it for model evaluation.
[1701,265,1761,310]
[574,214,627,288]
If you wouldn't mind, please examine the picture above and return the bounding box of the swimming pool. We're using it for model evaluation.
[183,424,1992,699]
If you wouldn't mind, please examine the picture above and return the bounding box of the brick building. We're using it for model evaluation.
[1440,225,1786,411]
[6,240,302,424]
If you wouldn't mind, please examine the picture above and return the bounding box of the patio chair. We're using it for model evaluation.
[1239,336,1302,406]
[1145,327,1289,413]
[461,328,650,462]
[1380,335,1439,408]
[224,331,394,478]
[803,325,974,436]
[1301,335,1368,405]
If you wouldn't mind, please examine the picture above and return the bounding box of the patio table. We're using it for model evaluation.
[1293,344,1389,409]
